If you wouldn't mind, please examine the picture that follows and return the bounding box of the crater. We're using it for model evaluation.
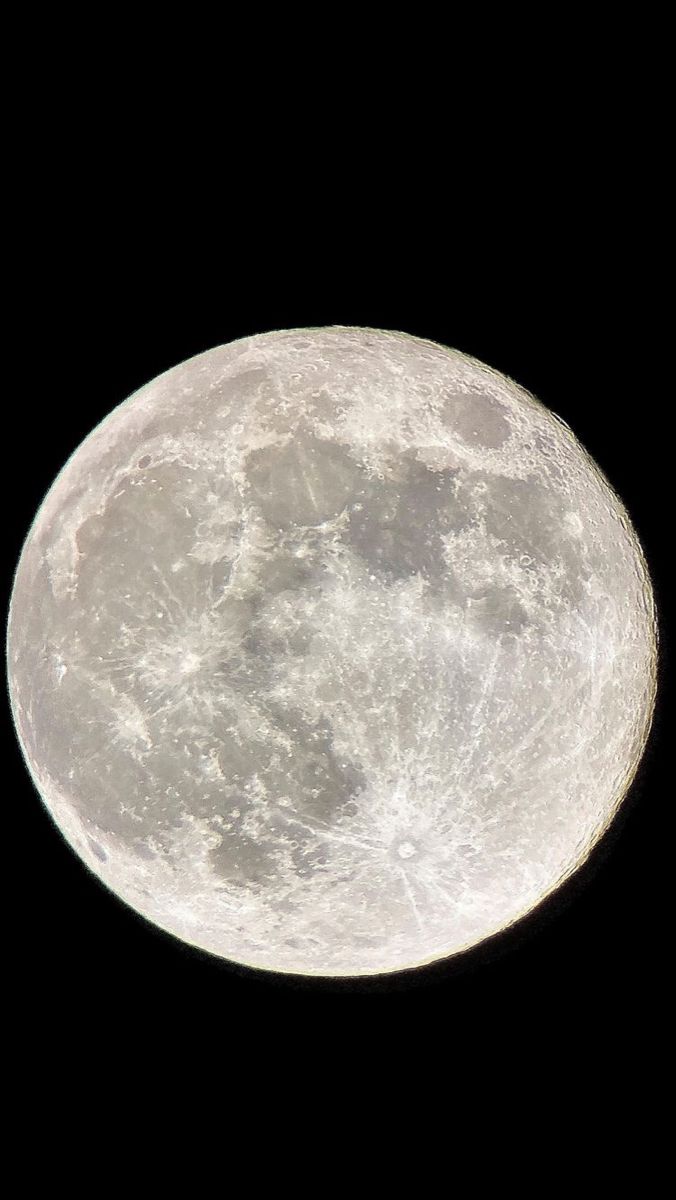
[87,837,108,862]
[397,841,417,859]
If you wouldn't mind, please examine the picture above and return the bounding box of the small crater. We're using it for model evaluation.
[137,455,152,469]
[397,841,417,860]
[87,837,107,862]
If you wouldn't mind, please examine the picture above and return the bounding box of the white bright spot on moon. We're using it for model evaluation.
[398,842,417,860]
[6,327,657,976]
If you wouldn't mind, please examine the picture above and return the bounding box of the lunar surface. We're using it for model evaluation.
[7,328,657,975]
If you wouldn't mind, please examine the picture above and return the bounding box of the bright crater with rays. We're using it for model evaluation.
[7,327,657,975]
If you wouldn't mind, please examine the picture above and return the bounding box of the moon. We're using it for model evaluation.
[7,327,657,976]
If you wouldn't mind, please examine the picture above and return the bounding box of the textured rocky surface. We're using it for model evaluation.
[7,328,657,975]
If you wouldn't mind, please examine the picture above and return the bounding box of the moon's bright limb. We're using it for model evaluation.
[7,328,657,976]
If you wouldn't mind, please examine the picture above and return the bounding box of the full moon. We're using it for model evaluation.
[7,328,657,976]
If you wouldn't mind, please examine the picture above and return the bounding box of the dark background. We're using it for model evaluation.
[5,142,669,1095]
